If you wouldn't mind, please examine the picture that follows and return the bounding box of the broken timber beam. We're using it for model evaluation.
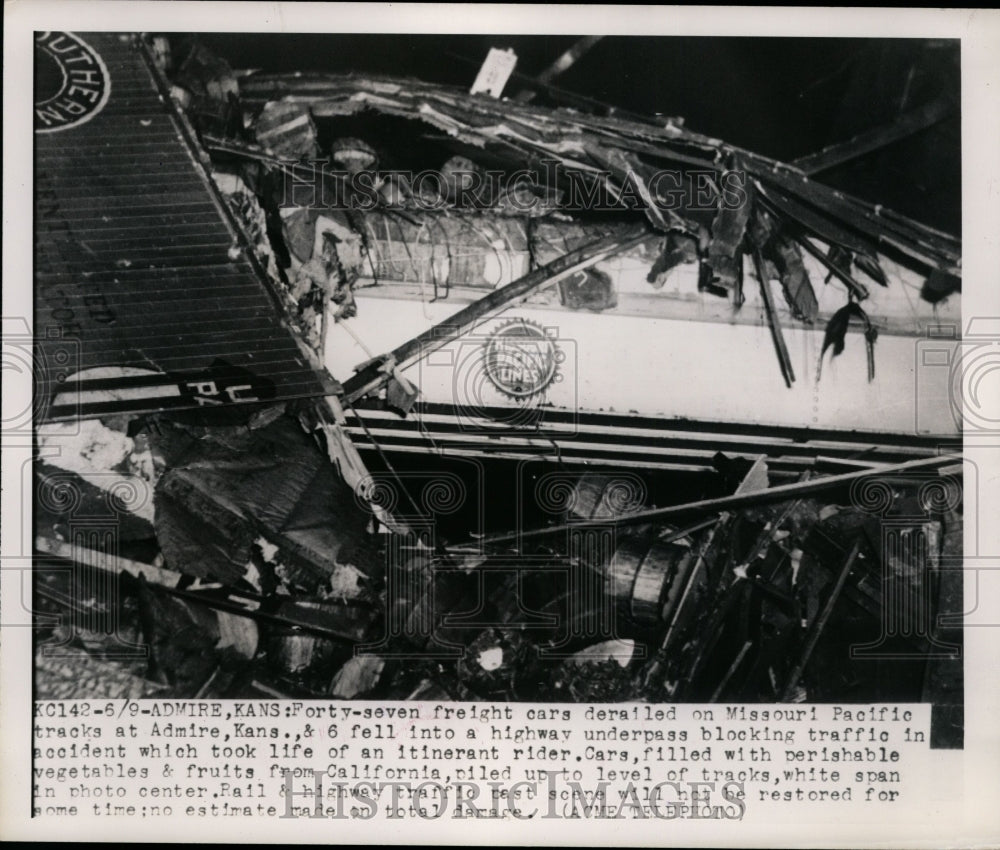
[36,536,182,589]
[36,535,375,644]
[709,640,754,703]
[341,225,649,404]
[791,232,870,301]
[752,246,796,387]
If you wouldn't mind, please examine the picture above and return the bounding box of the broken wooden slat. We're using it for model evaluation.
[756,168,960,269]
[770,234,819,322]
[35,536,182,589]
[754,183,878,260]
[791,232,870,301]
[709,639,754,703]
[752,245,796,388]
[781,539,861,700]
[706,164,753,296]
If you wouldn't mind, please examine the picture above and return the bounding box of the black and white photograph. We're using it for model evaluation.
[5,4,1000,845]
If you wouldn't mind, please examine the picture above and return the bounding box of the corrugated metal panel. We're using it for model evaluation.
[34,32,332,421]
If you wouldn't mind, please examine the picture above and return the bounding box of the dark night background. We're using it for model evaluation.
[192,33,961,235]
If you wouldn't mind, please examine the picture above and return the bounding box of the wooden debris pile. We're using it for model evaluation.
[33,409,963,728]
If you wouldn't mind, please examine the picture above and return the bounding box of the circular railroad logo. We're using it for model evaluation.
[35,32,111,133]
[482,318,562,399]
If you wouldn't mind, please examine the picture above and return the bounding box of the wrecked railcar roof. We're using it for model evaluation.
[34,33,334,423]
[238,71,961,280]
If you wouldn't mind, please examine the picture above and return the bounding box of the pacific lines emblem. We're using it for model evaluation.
[481,318,562,400]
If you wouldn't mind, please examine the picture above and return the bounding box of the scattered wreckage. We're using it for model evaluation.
[33,35,962,736]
